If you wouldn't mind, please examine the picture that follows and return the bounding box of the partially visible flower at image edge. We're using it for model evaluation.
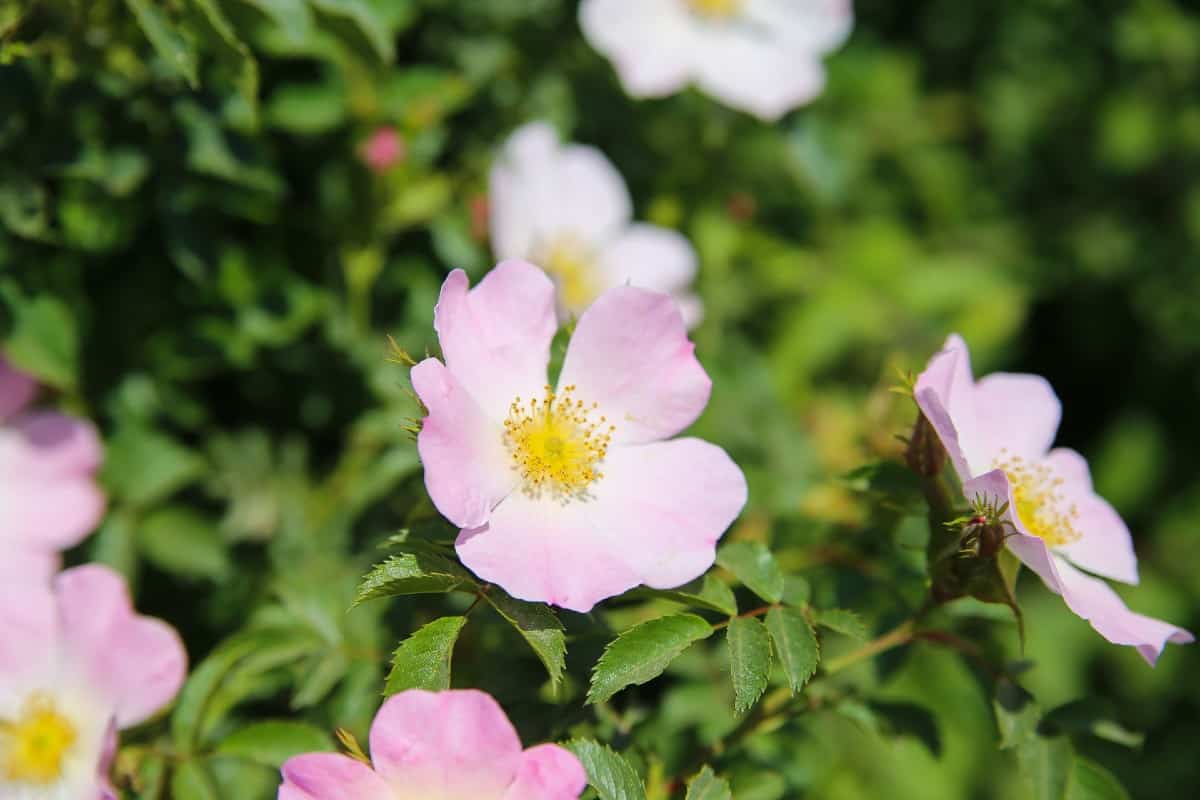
[490,121,702,326]
[0,565,187,799]
[915,334,1193,665]
[278,689,586,800]
[580,0,853,121]
[0,355,105,581]
[411,259,747,612]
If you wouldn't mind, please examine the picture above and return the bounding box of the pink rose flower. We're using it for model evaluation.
[361,127,405,173]
[489,122,702,326]
[279,689,587,800]
[580,0,853,121]
[916,334,1194,665]
[412,260,747,612]
[0,356,105,580]
[0,565,187,798]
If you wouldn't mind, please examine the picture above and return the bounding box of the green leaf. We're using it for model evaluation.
[868,701,942,757]
[588,614,713,705]
[191,0,260,125]
[384,615,467,695]
[126,0,199,86]
[994,679,1074,800]
[138,507,230,581]
[765,607,819,694]
[103,425,205,508]
[565,739,645,800]
[483,589,566,688]
[237,0,313,42]
[781,575,811,607]
[1041,699,1145,749]
[717,542,784,603]
[814,608,868,640]
[636,574,738,616]
[686,766,733,800]
[215,721,334,768]
[353,552,471,606]
[3,293,78,390]
[171,760,219,800]
[308,0,401,62]
[727,616,772,713]
[1067,758,1131,800]
[265,80,348,134]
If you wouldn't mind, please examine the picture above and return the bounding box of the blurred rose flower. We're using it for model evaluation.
[579,0,853,120]
[0,356,105,580]
[916,334,1194,665]
[489,122,701,326]
[360,127,405,173]
[279,689,586,800]
[0,566,187,798]
[411,260,746,612]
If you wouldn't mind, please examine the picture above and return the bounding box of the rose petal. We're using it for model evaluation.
[973,372,1061,468]
[549,143,633,248]
[1050,557,1194,666]
[55,565,187,727]
[502,744,588,800]
[914,334,979,480]
[279,753,392,800]
[457,438,746,612]
[558,286,711,445]
[434,262,557,422]
[369,690,522,797]
[596,223,697,294]
[412,358,514,529]
[1044,448,1139,585]
[579,0,696,97]
[744,0,854,53]
[0,411,103,478]
[0,356,36,420]
[490,122,563,261]
[0,578,57,684]
[693,33,826,121]
[0,477,105,550]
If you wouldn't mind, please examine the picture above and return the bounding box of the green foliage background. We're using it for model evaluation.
[2,0,1198,798]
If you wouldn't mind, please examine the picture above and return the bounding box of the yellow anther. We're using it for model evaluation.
[688,0,742,18]
[504,385,615,500]
[1,694,77,785]
[996,453,1082,548]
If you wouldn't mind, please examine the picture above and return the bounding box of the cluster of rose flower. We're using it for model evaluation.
[2,2,1191,798]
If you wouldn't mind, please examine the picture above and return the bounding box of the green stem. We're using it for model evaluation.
[823,619,916,674]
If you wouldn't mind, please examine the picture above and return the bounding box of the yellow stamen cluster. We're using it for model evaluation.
[504,384,615,500]
[538,234,601,312]
[688,0,743,19]
[996,452,1082,548]
[0,694,77,785]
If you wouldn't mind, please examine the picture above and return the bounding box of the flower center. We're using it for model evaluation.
[995,453,1082,548]
[1,695,77,785]
[504,384,614,499]
[687,0,743,19]
[537,234,601,313]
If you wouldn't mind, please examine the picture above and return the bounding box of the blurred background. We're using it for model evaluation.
[1,0,1197,797]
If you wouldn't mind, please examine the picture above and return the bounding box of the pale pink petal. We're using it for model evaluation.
[54,565,187,727]
[0,411,103,478]
[456,492,641,612]
[490,122,563,260]
[914,334,979,479]
[279,753,392,800]
[1050,557,1194,666]
[973,373,1061,466]
[1044,448,1139,585]
[965,470,1192,666]
[412,358,514,529]
[0,546,60,584]
[558,286,711,445]
[369,690,522,797]
[0,355,36,419]
[502,744,588,800]
[457,439,746,612]
[595,223,697,296]
[433,262,557,422]
[550,144,633,247]
[674,293,704,330]
[745,0,854,53]
[0,478,105,549]
[579,0,696,97]
[693,33,827,121]
[0,578,57,682]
